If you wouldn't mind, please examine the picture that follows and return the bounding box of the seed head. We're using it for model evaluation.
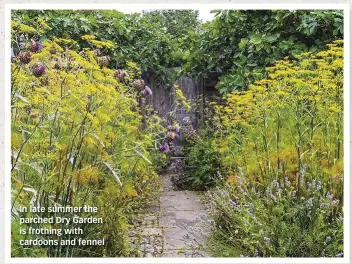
[32,64,46,77]
[19,51,31,64]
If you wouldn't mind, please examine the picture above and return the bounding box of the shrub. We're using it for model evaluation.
[206,172,344,257]
[181,138,222,190]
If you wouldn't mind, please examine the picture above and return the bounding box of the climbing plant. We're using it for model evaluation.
[184,10,344,95]
[11,9,200,87]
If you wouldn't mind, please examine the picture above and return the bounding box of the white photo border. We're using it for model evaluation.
[4,3,350,264]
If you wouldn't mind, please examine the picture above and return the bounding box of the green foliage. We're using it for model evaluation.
[12,9,343,94]
[184,10,343,95]
[182,137,222,190]
[199,40,344,257]
[212,41,343,197]
[150,150,170,172]
[179,40,345,257]
[11,9,199,86]
[11,20,165,257]
[142,10,200,40]
[207,175,343,257]
[10,9,345,258]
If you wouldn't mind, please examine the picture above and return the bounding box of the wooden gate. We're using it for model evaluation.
[141,73,205,145]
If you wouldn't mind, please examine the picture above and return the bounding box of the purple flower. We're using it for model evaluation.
[229,200,239,210]
[141,86,152,96]
[36,41,43,51]
[306,197,313,209]
[237,186,247,195]
[19,51,31,64]
[32,64,46,77]
[217,187,228,198]
[317,181,322,191]
[29,40,43,53]
[236,176,243,185]
[159,143,169,153]
[326,191,333,201]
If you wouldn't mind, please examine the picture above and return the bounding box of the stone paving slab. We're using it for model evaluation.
[159,210,208,228]
[162,223,209,251]
[162,250,209,258]
[163,226,195,250]
[160,191,206,211]
[160,171,209,253]
[161,175,175,191]
[129,163,210,258]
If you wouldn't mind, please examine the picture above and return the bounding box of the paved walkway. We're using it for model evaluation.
[129,160,210,257]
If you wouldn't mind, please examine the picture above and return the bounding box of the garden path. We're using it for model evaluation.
[129,159,210,257]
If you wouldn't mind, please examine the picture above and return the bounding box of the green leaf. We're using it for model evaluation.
[265,33,280,43]
[238,38,248,49]
[249,33,262,45]
[309,24,317,35]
